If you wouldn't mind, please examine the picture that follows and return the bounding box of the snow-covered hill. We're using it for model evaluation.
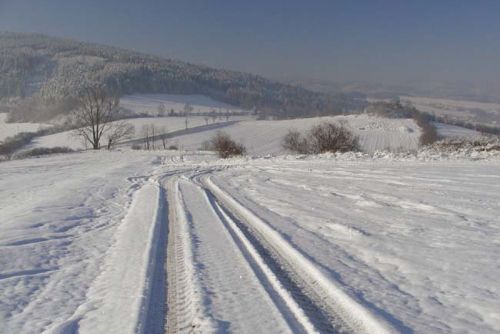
[28,114,420,154]
[28,115,250,150]
[170,114,421,154]
[120,94,248,116]
[400,96,500,125]
[433,122,482,139]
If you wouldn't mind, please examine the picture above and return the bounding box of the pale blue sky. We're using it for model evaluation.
[1,0,499,86]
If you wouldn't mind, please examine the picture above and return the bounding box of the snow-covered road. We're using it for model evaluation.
[1,151,499,333]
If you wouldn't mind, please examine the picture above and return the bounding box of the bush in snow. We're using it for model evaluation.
[282,129,309,154]
[283,122,359,154]
[424,137,500,153]
[210,131,246,158]
[308,122,359,153]
[17,147,74,159]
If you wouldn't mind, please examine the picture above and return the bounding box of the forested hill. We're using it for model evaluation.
[0,32,362,118]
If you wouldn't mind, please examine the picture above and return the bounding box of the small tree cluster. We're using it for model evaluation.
[413,112,439,145]
[210,131,246,158]
[283,122,359,154]
[142,124,168,150]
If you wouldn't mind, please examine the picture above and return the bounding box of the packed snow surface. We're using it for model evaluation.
[1,149,499,333]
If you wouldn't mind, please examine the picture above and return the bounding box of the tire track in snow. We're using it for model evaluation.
[166,173,318,333]
[165,177,218,333]
[201,176,398,334]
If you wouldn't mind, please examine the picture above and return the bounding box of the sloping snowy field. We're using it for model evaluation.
[28,114,419,154]
[0,113,51,142]
[171,114,421,155]
[120,94,248,116]
[1,150,499,333]
[28,116,250,150]
[433,122,482,139]
[400,96,500,125]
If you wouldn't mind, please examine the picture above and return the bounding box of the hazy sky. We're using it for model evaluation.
[1,0,500,86]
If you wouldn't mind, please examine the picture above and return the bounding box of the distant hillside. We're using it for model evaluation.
[0,32,362,119]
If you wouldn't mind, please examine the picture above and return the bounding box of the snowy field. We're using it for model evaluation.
[120,94,248,116]
[433,122,482,139]
[400,96,500,125]
[27,114,419,154]
[28,116,250,150]
[0,113,51,142]
[1,150,499,333]
[170,114,421,154]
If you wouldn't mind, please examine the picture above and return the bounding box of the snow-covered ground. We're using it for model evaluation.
[1,149,499,333]
[0,151,170,333]
[120,94,248,116]
[400,96,500,125]
[28,116,250,150]
[206,156,500,333]
[27,114,419,154]
[171,114,421,154]
[0,113,52,142]
[433,122,482,139]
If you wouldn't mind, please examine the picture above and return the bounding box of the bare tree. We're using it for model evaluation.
[183,103,193,116]
[204,116,210,125]
[210,110,217,123]
[183,103,192,130]
[151,124,156,150]
[159,126,168,149]
[72,85,128,150]
[106,121,134,149]
[142,125,150,150]
[157,103,166,117]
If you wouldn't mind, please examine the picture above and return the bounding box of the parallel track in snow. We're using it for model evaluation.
[161,168,397,333]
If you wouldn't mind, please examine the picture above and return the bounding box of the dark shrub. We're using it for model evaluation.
[282,130,309,154]
[210,131,246,158]
[17,147,74,159]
